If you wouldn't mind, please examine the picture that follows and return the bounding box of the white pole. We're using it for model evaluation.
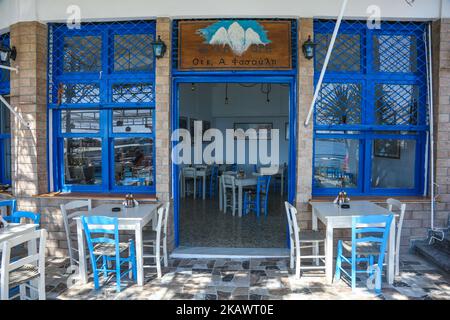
[304,0,349,126]
[0,95,30,129]
[0,65,19,73]
[427,23,435,230]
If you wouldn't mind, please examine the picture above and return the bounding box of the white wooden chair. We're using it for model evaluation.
[387,198,406,276]
[60,199,92,267]
[142,202,170,278]
[284,202,326,279]
[1,229,47,300]
[182,167,198,198]
[222,174,238,216]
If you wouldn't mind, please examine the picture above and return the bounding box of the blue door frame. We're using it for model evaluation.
[171,74,298,247]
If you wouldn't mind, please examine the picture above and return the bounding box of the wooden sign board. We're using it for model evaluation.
[178,20,292,70]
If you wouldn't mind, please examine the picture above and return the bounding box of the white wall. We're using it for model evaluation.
[179,83,290,166]
[1,0,449,31]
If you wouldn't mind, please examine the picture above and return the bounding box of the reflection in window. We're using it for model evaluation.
[63,36,102,73]
[372,139,416,189]
[114,138,154,187]
[64,138,102,185]
[314,138,359,189]
[113,109,153,133]
[316,83,362,125]
[60,83,100,104]
[61,110,100,133]
[114,34,154,72]
[315,33,361,72]
[375,84,419,126]
[373,34,417,73]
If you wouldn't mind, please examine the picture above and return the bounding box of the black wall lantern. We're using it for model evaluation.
[0,45,17,64]
[151,35,167,59]
[302,36,316,60]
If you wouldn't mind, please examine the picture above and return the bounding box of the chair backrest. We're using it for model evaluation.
[60,200,92,266]
[0,199,16,217]
[386,198,406,230]
[81,215,119,258]
[222,174,236,190]
[352,214,394,266]
[284,202,296,244]
[183,167,197,178]
[9,211,41,225]
[257,175,272,195]
[1,229,47,300]
[155,203,170,248]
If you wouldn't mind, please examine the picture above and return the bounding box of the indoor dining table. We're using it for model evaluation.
[310,200,396,285]
[182,166,210,200]
[73,203,160,286]
[219,174,258,217]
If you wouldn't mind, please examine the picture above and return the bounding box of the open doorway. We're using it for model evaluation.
[176,82,291,249]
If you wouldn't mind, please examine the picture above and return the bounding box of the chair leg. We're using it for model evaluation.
[93,265,100,291]
[38,274,46,300]
[115,257,121,293]
[102,256,108,278]
[334,241,342,282]
[19,284,27,300]
[351,253,357,291]
[156,249,162,279]
[290,241,295,269]
[295,248,301,280]
[163,236,168,267]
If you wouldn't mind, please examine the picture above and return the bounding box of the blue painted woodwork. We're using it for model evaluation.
[47,21,157,194]
[81,215,137,292]
[243,175,272,218]
[313,20,429,196]
[0,33,11,185]
[335,214,394,293]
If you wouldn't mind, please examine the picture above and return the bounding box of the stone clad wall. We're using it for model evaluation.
[3,17,449,258]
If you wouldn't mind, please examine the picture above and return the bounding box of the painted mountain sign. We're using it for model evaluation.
[178,20,292,70]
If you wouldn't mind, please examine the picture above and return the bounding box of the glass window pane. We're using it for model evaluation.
[61,110,100,133]
[114,34,154,72]
[316,83,362,125]
[113,109,153,133]
[1,138,11,183]
[112,83,154,103]
[373,34,417,73]
[375,84,419,125]
[0,99,10,134]
[64,138,102,185]
[63,36,102,73]
[314,138,359,189]
[114,138,154,187]
[371,139,416,189]
[60,83,100,104]
[315,33,361,72]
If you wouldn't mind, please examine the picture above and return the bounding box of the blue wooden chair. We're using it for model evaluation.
[335,214,394,293]
[0,199,40,225]
[81,216,137,293]
[243,175,272,217]
[196,165,219,199]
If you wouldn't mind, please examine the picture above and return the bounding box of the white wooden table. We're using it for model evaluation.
[310,201,396,285]
[219,175,257,217]
[73,203,160,287]
[182,167,210,200]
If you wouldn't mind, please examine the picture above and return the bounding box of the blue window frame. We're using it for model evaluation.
[48,21,156,194]
[0,33,11,186]
[313,20,428,196]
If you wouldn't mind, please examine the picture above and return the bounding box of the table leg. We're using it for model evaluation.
[325,223,334,284]
[193,177,196,200]
[281,172,284,197]
[238,185,243,217]
[387,218,396,284]
[135,225,144,286]
[203,176,206,200]
[77,219,88,284]
[219,176,223,211]
[312,209,319,266]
